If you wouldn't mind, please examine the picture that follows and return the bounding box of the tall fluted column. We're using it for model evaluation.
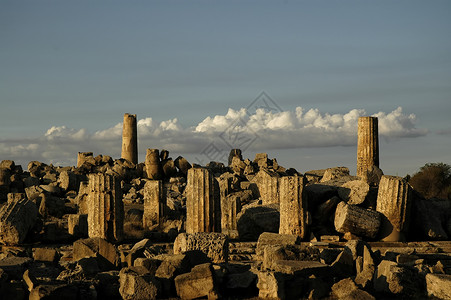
[143,180,163,229]
[186,168,219,233]
[376,175,412,241]
[87,174,124,242]
[279,175,308,238]
[357,117,379,178]
[121,113,138,164]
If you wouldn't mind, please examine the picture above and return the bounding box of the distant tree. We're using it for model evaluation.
[408,162,451,200]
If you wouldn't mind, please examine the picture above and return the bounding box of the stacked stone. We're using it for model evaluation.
[87,174,124,242]
[357,117,379,178]
[121,113,138,165]
[145,149,163,180]
[186,168,220,233]
[376,175,412,241]
[279,175,308,239]
[143,180,163,229]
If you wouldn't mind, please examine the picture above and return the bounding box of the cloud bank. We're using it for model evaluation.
[0,106,428,167]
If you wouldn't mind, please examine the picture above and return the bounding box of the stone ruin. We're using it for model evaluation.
[0,115,449,299]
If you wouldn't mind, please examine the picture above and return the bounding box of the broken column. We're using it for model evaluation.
[376,175,412,241]
[143,180,163,230]
[0,195,38,245]
[334,201,381,239]
[87,174,124,242]
[357,117,379,178]
[221,194,241,238]
[186,168,219,233]
[77,152,94,168]
[145,149,163,180]
[121,113,138,165]
[279,175,308,239]
[251,169,280,205]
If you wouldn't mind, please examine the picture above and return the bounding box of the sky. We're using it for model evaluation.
[1,0,450,176]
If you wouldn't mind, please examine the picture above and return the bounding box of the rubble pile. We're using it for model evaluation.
[0,114,449,299]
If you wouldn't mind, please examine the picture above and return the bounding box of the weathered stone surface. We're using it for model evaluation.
[426,273,451,300]
[279,175,307,239]
[237,203,280,241]
[357,116,379,178]
[338,179,370,205]
[376,175,412,242]
[145,149,163,180]
[374,260,421,296]
[58,170,78,192]
[77,152,94,168]
[29,283,78,300]
[186,168,220,233]
[38,193,65,218]
[162,158,177,178]
[119,266,161,300]
[331,247,354,277]
[256,271,284,299]
[174,263,218,300]
[125,238,153,267]
[68,214,88,238]
[250,169,280,205]
[87,173,124,242]
[334,201,381,238]
[121,113,138,165]
[33,247,59,263]
[228,149,243,166]
[0,257,32,279]
[221,194,241,238]
[0,198,38,245]
[174,232,229,263]
[411,195,451,240]
[73,237,120,270]
[256,232,300,259]
[174,156,192,175]
[143,180,163,229]
[321,167,350,183]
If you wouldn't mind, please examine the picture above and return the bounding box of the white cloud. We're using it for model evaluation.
[0,106,428,168]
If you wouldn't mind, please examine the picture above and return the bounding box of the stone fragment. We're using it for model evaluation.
[321,167,350,182]
[119,266,161,300]
[145,149,163,180]
[0,257,33,279]
[334,201,381,238]
[58,170,78,192]
[374,260,421,295]
[174,263,219,300]
[237,203,280,241]
[357,116,379,178]
[68,214,88,238]
[228,149,242,166]
[255,232,300,259]
[338,179,370,205]
[256,271,284,299]
[331,247,354,277]
[73,237,120,270]
[29,283,78,300]
[0,198,38,245]
[77,152,94,168]
[87,173,124,242]
[33,247,59,263]
[250,169,280,204]
[186,168,220,233]
[174,156,192,175]
[125,238,153,267]
[279,175,307,239]
[221,193,241,238]
[121,113,138,164]
[38,193,65,218]
[143,180,163,229]
[162,158,177,178]
[254,153,269,168]
[23,269,38,292]
[174,232,229,263]
[376,175,412,241]
[425,273,451,300]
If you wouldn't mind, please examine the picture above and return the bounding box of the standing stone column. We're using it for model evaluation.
[87,174,124,242]
[145,149,163,180]
[121,113,138,165]
[279,176,308,239]
[143,180,163,229]
[221,194,241,238]
[357,117,379,178]
[186,168,219,233]
[376,175,412,241]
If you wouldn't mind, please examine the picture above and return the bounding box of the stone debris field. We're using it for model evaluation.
[0,114,450,299]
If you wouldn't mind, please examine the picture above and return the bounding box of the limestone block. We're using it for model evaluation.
[0,198,38,245]
[174,263,218,300]
[174,232,229,263]
[119,266,161,300]
[334,201,381,238]
[426,274,451,300]
[250,169,280,205]
[338,179,370,205]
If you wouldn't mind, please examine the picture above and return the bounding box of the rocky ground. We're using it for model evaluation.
[0,151,450,299]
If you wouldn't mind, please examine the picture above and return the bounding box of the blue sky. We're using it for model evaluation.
[1,0,450,176]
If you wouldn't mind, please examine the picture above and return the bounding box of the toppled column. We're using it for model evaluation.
[0,195,38,245]
[357,117,379,178]
[145,149,163,180]
[334,201,381,239]
[221,194,241,238]
[174,232,229,263]
[251,169,280,205]
[143,180,163,229]
[121,113,138,165]
[279,175,308,239]
[186,168,220,233]
[87,174,124,242]
[376,175,412,241]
